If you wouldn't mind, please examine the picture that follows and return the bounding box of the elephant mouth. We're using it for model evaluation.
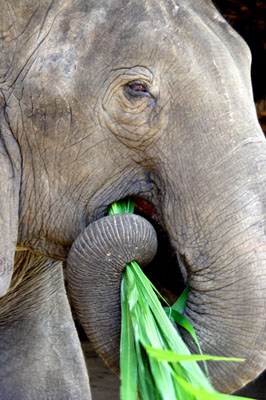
[133,196,186,305]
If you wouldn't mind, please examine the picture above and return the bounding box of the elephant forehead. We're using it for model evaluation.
[14,1,245,81]
[1,0,250,96]
[79,1,245,58]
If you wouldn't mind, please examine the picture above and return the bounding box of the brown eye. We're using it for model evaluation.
[125,81,149,97]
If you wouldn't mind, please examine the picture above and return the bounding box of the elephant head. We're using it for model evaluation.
[1,0,266,396]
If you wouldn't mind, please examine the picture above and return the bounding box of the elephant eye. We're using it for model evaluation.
[125,81,149,97]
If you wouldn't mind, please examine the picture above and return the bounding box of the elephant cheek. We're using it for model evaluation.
[66,213,157,373]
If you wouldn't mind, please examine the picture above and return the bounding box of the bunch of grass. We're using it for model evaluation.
[109,200,253,400]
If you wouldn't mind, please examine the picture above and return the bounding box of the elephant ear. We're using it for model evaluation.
[0,107,21,296]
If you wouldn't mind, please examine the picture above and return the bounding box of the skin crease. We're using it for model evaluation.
[0,0,266,398]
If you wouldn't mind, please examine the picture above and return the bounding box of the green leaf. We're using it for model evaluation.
[164,306,209,375]
[135,340,159,400]
[120,278,138,400]
[145,346,245,363]
[171,287,189,313]
[164,308,198,345]
[174,375,254,400]
[109,198,135,215]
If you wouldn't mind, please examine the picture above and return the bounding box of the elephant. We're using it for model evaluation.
[0,0,266,398]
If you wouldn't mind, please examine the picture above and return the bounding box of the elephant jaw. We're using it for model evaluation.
[66,197,266,394]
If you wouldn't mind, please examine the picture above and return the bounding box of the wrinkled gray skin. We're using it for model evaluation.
[0,0,266,398]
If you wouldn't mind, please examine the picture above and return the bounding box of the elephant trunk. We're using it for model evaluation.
[66,213,157,373]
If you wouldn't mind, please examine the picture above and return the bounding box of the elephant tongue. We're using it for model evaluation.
[134,197,159,223]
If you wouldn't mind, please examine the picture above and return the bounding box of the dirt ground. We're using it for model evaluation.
[82,341,120,400]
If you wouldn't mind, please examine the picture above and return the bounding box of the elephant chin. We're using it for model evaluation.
[66,200,266,394]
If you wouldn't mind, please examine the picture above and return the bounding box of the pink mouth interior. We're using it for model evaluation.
[134,197,159,222]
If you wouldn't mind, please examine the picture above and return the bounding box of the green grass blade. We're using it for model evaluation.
[120,278,138,400]
[174,375,255,400]
[109,198,135,216]
[145,347,245,363]
[164,306,210,375]
[164,308,199,347]
[171,287,189,313]
[126,198,135,214]
[135,340,159,400]
[129,261,215,391]
[122,260,254,399]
